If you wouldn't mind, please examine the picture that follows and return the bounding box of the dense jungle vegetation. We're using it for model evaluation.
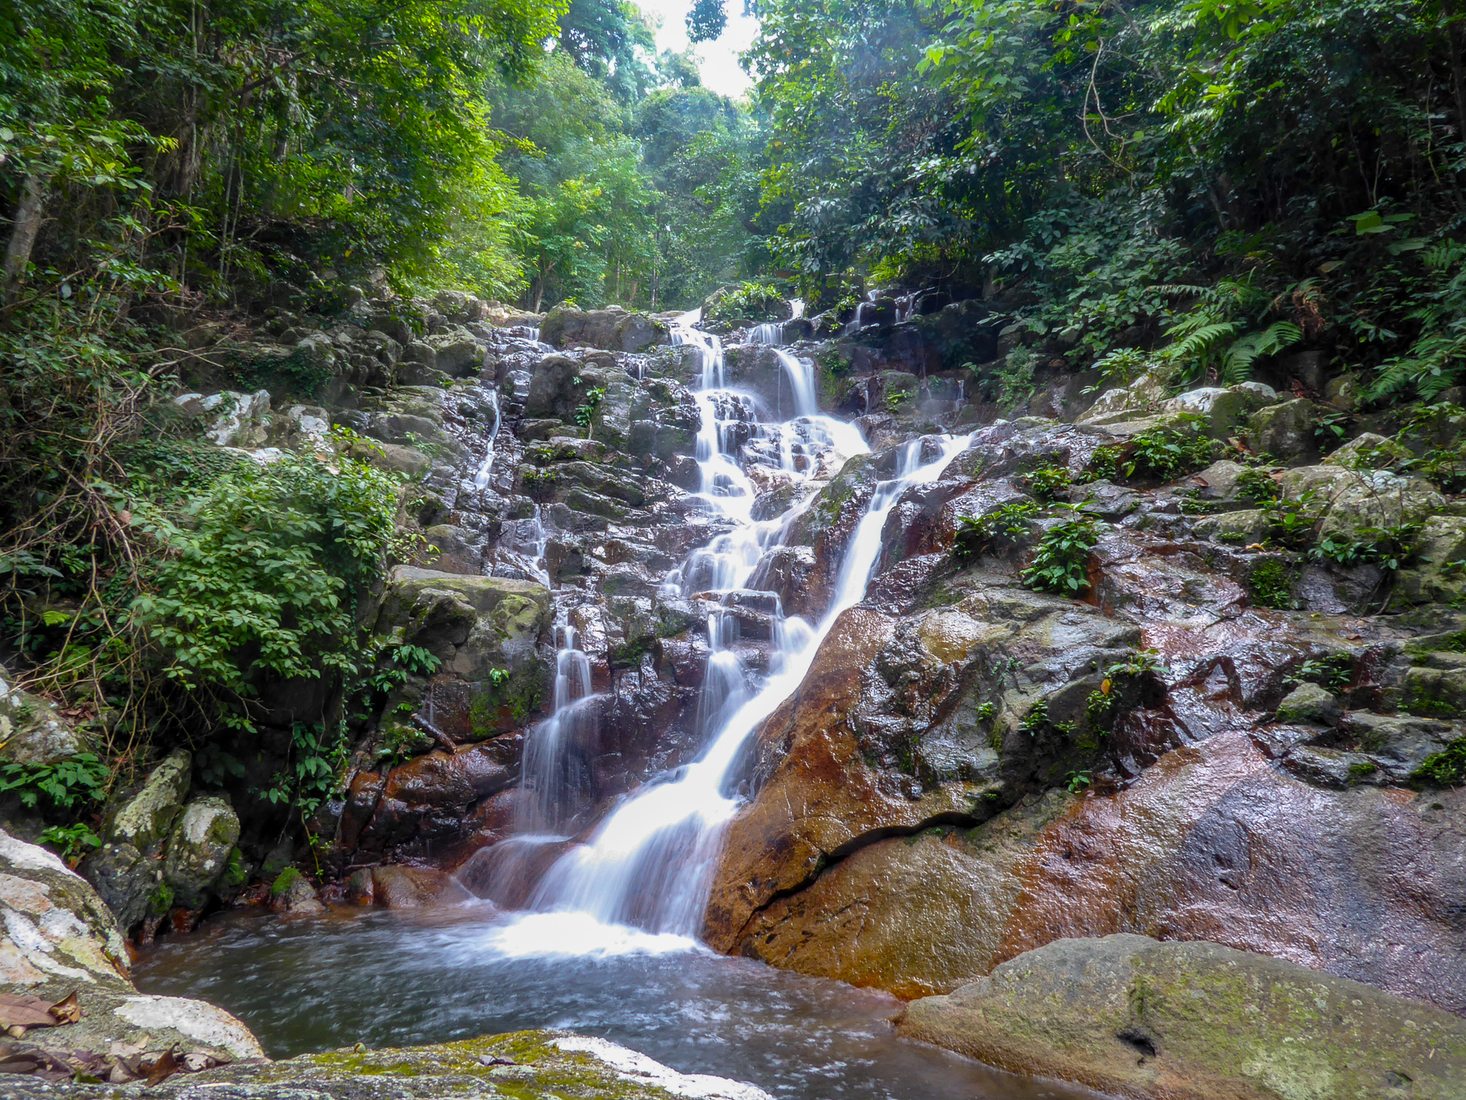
[1,0,1463,847]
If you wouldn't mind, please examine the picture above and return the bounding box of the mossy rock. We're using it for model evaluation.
[899,934,1466,1100]
[51,1030,770,1099]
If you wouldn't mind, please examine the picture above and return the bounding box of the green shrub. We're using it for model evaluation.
[130,436,404,731]
[1310,524,1420,572]
[38,823,102,864]
[0,754,108,812]
[953,500,1041,561]
[1236,467,1280,504]
[1285,654,1353,692]
[1022,510,1104,595]
[1023,463,1072,501]
[707,281,786,321]
[1121,420,1220,483]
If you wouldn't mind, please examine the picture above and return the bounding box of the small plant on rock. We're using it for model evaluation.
[574,386,606,437]
[1022,508,1104,596]
[1023,463,1072,501]
[1247,560,1296,609]
[1236,467,1280,504]
[953,500,1042,561]
[1310,523,1420,572]
[1121,418,1219,483]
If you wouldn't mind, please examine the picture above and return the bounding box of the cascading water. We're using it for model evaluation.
[471,388,502,490]
[478,310,972,955]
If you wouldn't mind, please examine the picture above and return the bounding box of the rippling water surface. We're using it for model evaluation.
[136,906,1102,1100]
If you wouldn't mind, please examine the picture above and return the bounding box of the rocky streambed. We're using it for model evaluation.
[4,290,1466,1098]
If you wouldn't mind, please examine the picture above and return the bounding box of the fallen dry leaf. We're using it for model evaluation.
[0,994,59,1030]
[48,992,82,1024]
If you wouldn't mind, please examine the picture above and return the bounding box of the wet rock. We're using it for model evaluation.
[1189,460,1254,503]
[1077,371,1171,426]
[424,328,485,375]
[108,750,192,855]
[1279,464,1444,542]
[715,729,1466,1013]
[0,667,85,767]
[161,797,239,910]
[359,864,472,908]
[1,827,263,1079]
[1194,508,1270,545]
[1244,397,1317,461]
[1161,383,1277,438]
[1393,514,1466,607]
[1323,431,1411,469]
[377,568,551,682]
[1274,682,1340,725]
[15,1030,773,1099]
[78,751,248,934]
[540,306,670,353]
[898,934,1466,1100]
[268,868,325,914]
[172,389,273,448]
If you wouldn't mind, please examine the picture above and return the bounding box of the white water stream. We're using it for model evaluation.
[476,311,972,956]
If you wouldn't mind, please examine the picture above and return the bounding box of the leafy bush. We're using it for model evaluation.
[706,281,786,322]
[1310,524,1420,572]
[0,754,108,812]
[130,440,404,733]
[1236,467,1280,504]
[953,500,1041,561]
[1022,510,1104,595]
[1023,463,1071,501]
[1121,421,1220,483]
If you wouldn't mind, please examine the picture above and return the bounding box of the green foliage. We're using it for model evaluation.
[1065,770,1093,794]
[1022,509,1103,596]
[1247,560,1295,610]
[1237,467,1281,504]
[953,500,1040,561]
[1119,419,1220,483]
[705,281,786,322]
[1310,524,1420,572]
[37,823,102,864]
[574,387,607,434]
[1285,654,1353,692]
[1413,738,1466,787]
[748,0,1464,399]
[130,440,402,730]
[0,754,108,812]
[1022,463,1071,501]
[1260,491,1320,550]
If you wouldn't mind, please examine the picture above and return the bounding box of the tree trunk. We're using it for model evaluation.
[3,172,48,304]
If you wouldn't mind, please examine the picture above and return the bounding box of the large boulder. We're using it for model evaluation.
[0,667,85,767]
[1244,397,1318,461]
[898,934,1466,1100]
[539,306,669,353]
[376,567,551,687]
[710,727,1466,1013]
[1279,464,1445,542]
[77,752,240,933]
[0,827,262,1082]
[12,1030,771,1099]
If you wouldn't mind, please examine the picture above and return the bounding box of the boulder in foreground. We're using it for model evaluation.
[898,934,1466,1100]
[6,1030,773,1099]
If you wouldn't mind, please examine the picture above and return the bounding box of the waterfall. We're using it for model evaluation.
[471,388,502,490]
[750,318,818,420]
[476,310,972,955]
[518,622,601,834]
